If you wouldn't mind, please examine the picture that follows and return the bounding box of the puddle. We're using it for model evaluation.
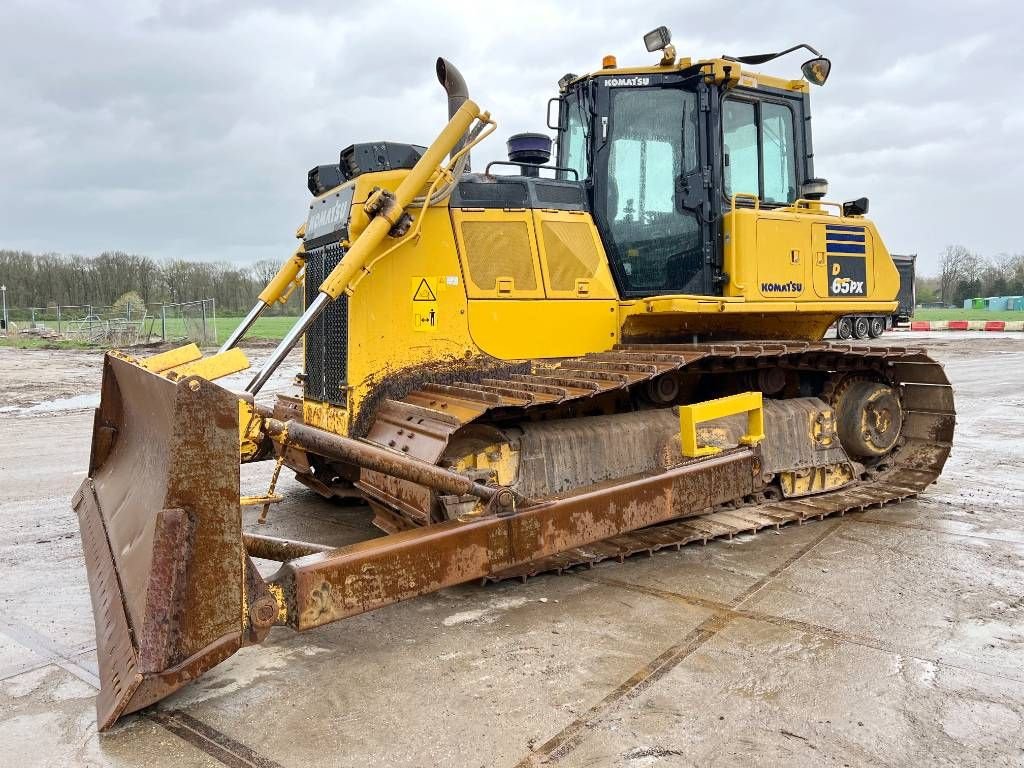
[0,393,100,415]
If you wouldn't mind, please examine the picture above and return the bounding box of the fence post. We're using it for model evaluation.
[201,300,208,346]
[210,298,217,347]
[161,304,167,342]
[57,304,62,334]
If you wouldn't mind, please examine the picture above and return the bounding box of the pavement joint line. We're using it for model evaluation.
[148,711,285,768]
[0,620,281,766]
[0,618,99,688]
[582,575,1024,686]
[511,614,732,768]
[511,520,840,767]
[0,641,96,683]
[731,521,842,608]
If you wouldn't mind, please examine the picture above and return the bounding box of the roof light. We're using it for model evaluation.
[602,55,617,69]
[643,26,672,53]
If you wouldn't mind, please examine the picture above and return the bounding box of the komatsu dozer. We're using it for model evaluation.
[74,29,955,730]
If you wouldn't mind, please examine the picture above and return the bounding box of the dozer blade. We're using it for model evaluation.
[72,352,247,730]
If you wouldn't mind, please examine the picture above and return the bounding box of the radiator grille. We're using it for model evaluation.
[535,183,584,205]
[540,220,601,291]
[303,243,348,405]
[462,221,537,291]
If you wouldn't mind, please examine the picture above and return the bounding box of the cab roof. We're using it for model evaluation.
[569,56,810,94]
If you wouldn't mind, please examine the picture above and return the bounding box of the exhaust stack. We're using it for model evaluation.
[436,57,470,169]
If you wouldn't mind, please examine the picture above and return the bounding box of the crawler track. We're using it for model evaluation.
[359,342,955,577]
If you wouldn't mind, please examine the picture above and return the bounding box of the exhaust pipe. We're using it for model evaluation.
[436,57,470,170]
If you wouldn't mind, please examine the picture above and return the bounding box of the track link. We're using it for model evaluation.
[360,341,955,575]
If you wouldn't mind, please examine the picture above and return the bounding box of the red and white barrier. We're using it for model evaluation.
[909,320,1024,332]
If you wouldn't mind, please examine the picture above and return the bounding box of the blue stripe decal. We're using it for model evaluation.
[825,224,865,232]
[826,243,867,254]
[826,233,866,243]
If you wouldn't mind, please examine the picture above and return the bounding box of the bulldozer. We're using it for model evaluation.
[73,28,955,730]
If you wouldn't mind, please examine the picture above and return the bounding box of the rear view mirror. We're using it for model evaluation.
[801,57,831,85]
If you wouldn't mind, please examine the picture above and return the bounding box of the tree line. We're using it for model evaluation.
[0,249,301,316]
[3,244,1020,317]
[916,246,1024,306]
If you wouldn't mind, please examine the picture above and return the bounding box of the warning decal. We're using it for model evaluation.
[412,278,437,302]
[411,276,439,332]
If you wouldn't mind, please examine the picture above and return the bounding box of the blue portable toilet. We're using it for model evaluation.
[988,296,1008,312]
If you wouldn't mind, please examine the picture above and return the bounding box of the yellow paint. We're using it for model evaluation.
[139,343,202,372]
[318,100,485,300]
[780,463,853,497]
[467,299,619,359]
[578,57,807,92]
[679,391,765,458]
[257,247,305,306]
[533,209,617,299]
[265,583,288,625]
[720,202,898,310]
[451,208,546,299]
[240,493,283,506]
[164,347,250,382]
[238,398,265,462]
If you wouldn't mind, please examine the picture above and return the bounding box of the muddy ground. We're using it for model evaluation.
[0,333,1021,767]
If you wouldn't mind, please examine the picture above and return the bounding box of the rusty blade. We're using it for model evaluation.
[74,353,247,730]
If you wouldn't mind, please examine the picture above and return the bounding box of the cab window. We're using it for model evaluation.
[723,98,797,204]
[561,92,589,181]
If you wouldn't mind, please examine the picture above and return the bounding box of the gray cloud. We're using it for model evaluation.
[0,0,1020,273]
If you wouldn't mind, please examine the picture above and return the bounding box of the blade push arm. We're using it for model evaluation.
[219,248,305,353]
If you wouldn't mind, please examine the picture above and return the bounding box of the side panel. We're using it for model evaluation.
[453,205,621,359]
[467,300,619,359]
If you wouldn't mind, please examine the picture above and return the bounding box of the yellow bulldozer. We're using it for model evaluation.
[73,28,955,730]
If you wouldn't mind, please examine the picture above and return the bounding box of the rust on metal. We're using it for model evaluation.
[244,533,333,561]
[268,449,759,630]
[264,418,506,504]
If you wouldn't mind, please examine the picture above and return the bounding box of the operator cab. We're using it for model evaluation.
[555,29,828,298]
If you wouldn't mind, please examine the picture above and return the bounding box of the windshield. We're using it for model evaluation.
[602,86,702,295]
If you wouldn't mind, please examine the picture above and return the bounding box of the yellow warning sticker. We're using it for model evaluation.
[411,276,439,332]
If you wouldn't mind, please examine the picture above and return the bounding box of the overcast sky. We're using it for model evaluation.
[1,0,1020,275]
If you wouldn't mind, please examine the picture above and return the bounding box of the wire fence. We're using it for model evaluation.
[8,299,217,346]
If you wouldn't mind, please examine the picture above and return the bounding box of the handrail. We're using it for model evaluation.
[679,391,765,458]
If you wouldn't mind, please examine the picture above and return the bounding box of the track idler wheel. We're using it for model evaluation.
[834,380,903,457]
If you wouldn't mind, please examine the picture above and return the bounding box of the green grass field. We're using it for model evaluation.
[0,336,99,350]
[914,308,1024,321]
[1,315,300,348]
[156,314,299,345]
